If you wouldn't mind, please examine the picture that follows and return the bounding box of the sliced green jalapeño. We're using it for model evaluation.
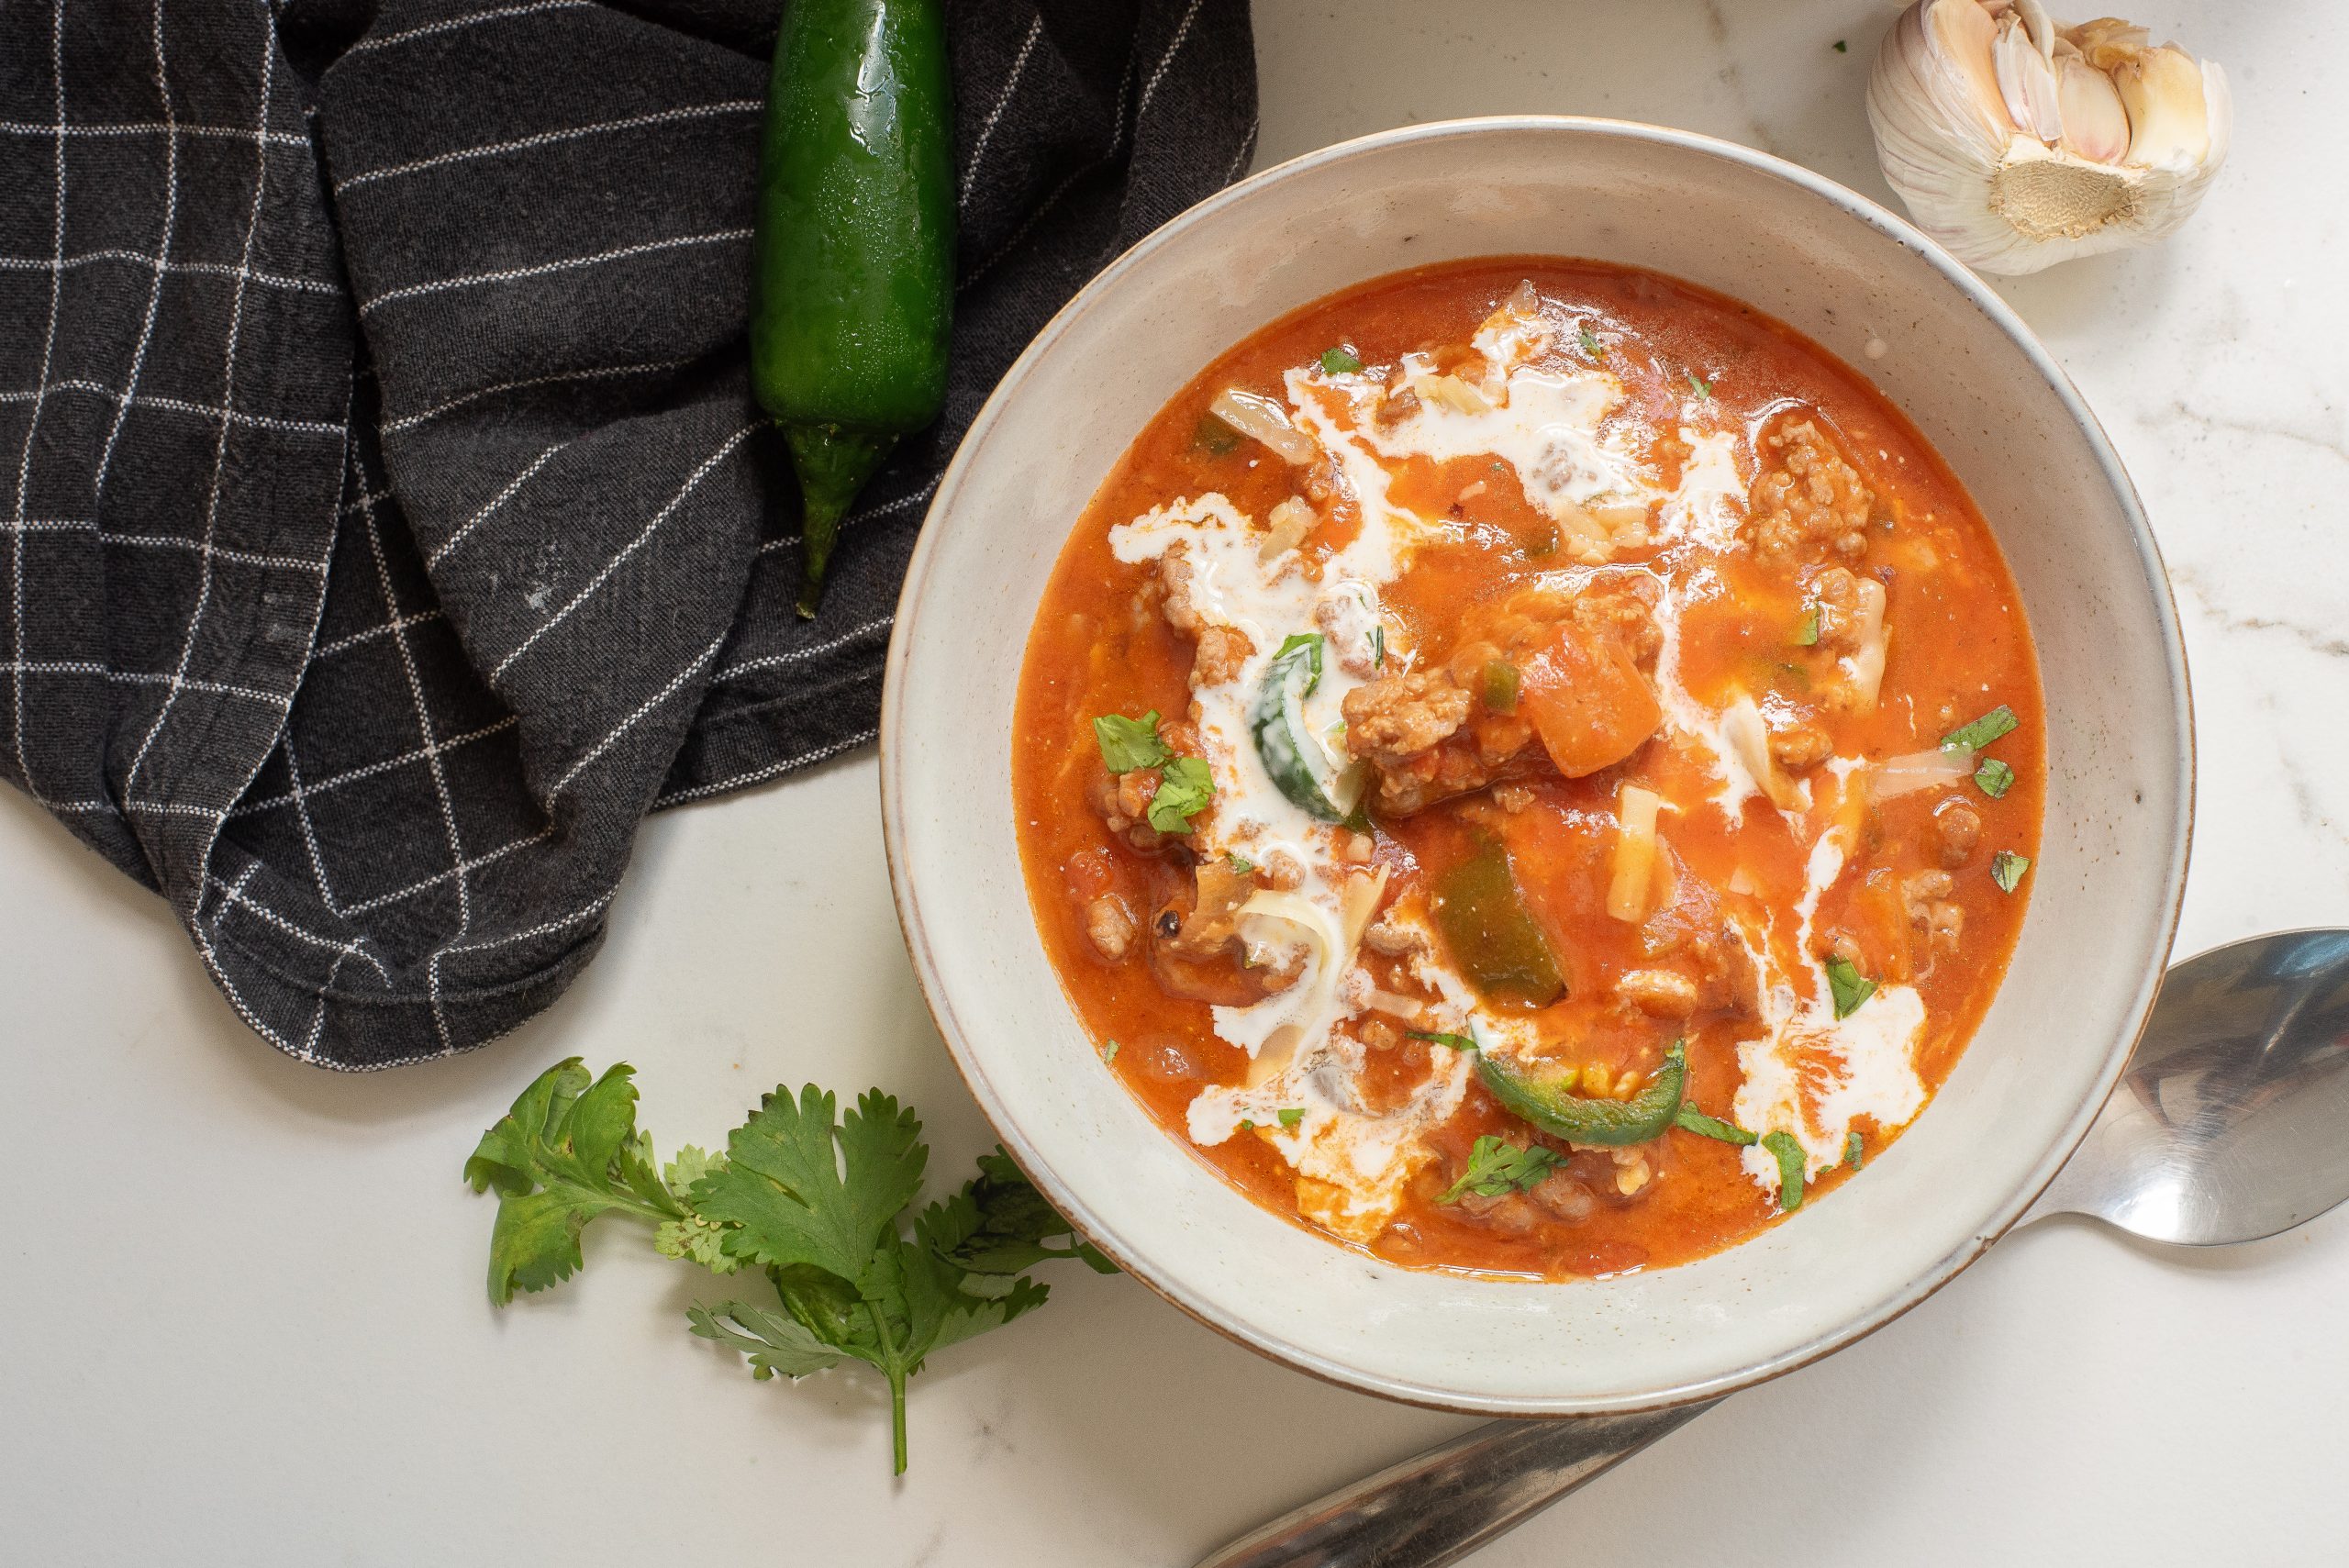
[1477,1040,1686,1147]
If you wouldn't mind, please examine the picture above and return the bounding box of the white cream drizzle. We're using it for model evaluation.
[1731,770,1931,1188]
[1104,292,1933,1229]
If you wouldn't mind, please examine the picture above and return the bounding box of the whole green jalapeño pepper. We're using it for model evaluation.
[1479,1040,1687,1146]
[750,0,954,617]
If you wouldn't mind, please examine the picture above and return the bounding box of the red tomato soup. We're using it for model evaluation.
[1011,259,2043,1280]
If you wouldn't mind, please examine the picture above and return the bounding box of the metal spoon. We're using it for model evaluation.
[1197,929,2349,1568]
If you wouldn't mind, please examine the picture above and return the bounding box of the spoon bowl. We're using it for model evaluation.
[2028,928,2349,1245]
[1199,928,2349,1568]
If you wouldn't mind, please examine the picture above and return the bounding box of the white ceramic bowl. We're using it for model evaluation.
[882,118,2191,1414]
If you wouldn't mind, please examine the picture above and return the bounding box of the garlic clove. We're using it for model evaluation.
[2065,17,2153,72]
[1994,13,2064,142]
[2115,43,2212,170]
[1867,0,2230,274]
[2054,54,2130,161]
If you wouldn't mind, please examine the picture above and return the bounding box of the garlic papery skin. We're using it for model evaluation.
[1867,0,2231,275]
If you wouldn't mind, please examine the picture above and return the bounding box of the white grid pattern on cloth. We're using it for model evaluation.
[425,440,567,567]
[354,467,484,1051]
[0,381,346,437]
[334,100,761,193]
[117,12,278,803]
[6,0,1260,1070]
[0,251,345,295]
[0,120,309,146]
[380,356,696,438]
[959,13,1044,211]
[485,421,760,685]
[8,0,72,807]
[341,0,595,59]
[355,228,753,317]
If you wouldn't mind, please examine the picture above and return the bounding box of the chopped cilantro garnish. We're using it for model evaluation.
[1792,607,1820,647]
[1408,1029,1480,1051]
[1943,704,2019,752]
[1227,851,1254,873]
[1437,1136,1561,1204]
[1273,630,1325,682]
[1145,755,1216,834]
[1834,38,1848,52]
[1578,328,1604,357]
[1371,624,1386,668]
[1674,1104,1758,1146]
[1844,1129,1865,1168]
[1092,710,1171,773]
[1319,345,1364,375]
[1991,850,2031,894]
[1276,1106,1306,1129]
[1101,1040,1119,1063]
[1974,756,2016,798]
[1763,1129,1807,1210]
[1687,371,1712,399]
[1825,954,1876,1018]
[1238,1118,1255,1132]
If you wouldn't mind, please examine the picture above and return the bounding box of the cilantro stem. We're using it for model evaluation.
[861,1293,911,1474]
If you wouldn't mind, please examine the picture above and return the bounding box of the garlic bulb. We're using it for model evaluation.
[1867,0,2230,274]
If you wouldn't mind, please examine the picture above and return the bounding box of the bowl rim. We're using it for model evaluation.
[880,114,2196,1414]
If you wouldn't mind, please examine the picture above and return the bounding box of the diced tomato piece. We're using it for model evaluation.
[1515,621,1662,778]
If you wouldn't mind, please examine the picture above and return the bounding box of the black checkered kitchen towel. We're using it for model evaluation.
[1,0,1256,1068]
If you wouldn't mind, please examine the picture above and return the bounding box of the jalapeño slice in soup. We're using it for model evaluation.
[1012,260,2043,1281]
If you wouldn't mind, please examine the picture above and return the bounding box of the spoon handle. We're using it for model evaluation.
[1192,1400,1718,1568]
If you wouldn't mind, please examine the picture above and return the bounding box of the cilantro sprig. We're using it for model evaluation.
[468,1060,1114,1474]
[1092,709,1216,834]
[1437,1135,1561,1204]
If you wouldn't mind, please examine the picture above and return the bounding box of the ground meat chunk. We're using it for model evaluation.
[1753,418,1874,564]
[1810,566,1867,651]
[1904,869,1965,954]
[1085,895,1138,962]
[1193,623,1254,687]
[1769,719,1833,772]
[1530,1170,1596,1223]
[1088,766,1167,851]
[1570,574,1664,668]
[1364,917,1429,957]
[1933,797,1983,867]
[1155,543,1205,634]
[1343,670,1473,763]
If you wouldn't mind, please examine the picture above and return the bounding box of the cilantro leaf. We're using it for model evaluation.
[1675,1104,1758,1146]
[1319,345,1364,374]
[1438,1135,1561,1203]
[1578,328,1604,357]
[1408,1029,1480,1051]
[1792,607,1820,647]
[931,1149,1119,1278]
[1974,756,2016,797]
[1147,754,1216,833]
[1824,955,1876,1019]
[1094,710,1172,773]
[688,1301,844,1380]
[463,1060,685,1306]
[1763,1130,1807,1210]
[1942,704,2018,752]
[471,1064,1113,1475]
[697,1086,928,1281]
[1992,850,2031,893]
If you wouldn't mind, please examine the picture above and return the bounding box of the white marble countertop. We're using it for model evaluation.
[6,2,2345,1562]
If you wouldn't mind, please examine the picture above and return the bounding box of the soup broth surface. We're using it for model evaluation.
[1013,259,2043,1279]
